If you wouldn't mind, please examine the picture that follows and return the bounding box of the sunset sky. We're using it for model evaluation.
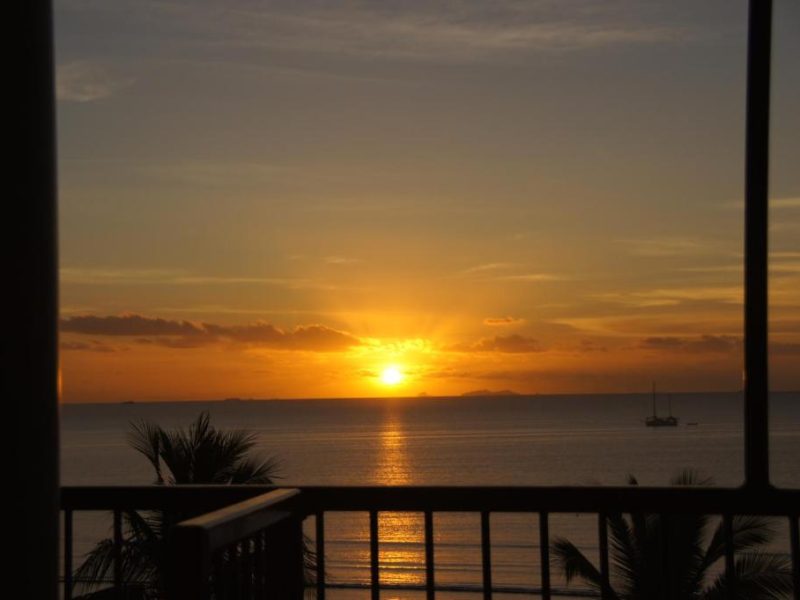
[55,1,799,402]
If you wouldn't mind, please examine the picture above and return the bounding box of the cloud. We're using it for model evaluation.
[60,314,361,352]
[484,316,525,326]
[638,335,741,353]
[61,314,204,337]
[456,334,546,353]
[60,340,120,353]
[56,61,134,102]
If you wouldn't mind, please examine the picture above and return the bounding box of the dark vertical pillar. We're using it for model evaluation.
[6,1,59,599]
[743,0,772,489]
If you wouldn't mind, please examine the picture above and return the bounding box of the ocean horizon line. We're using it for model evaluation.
[59,388,800,406]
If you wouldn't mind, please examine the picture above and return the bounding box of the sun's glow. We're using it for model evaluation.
[380,366,404,386]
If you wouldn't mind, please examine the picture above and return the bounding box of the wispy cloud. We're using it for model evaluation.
[461,262,518,275]
[720,196,800,211]
[60,267,335,290]
[324,256,363,266]
[494,273,564,283]
[597,285,742,308]
[773,197,800,209]
[56,61,134,102]
[617,237,715,258]
[61,1,698,68]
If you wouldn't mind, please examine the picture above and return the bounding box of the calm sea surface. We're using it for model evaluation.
[61,393,800,599]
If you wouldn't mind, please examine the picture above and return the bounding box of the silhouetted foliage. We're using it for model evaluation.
[75,411,280,598]
[551,470,793,599]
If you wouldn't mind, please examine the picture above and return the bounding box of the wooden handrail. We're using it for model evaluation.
[167,488,304,600]
[175,488,300,552]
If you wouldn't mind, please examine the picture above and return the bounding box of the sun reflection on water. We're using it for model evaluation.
[374,411,411,486]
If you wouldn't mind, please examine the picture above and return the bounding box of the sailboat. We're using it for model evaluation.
[645,382,678,427]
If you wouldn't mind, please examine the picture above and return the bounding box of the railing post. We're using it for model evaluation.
[481,511,492,600]
[265,516,305,599]
[167,525,212,600]
[539,512,551,600]
[743,0,772,490]
[370,510,380,600]
[316,512,326,600]
[64,509,74,600]
[598,514,611,599]
[113,509,123,598]
[424,511,435,600]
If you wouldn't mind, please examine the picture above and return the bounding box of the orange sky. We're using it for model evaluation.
[55,1,800,402]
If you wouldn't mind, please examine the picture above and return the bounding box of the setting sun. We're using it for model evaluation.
[380,366,405,386]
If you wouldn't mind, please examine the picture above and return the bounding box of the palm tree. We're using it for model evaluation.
[551,470,793,599]
[75,411,280,598]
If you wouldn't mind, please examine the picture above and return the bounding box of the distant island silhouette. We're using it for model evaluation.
[461,389,520,397]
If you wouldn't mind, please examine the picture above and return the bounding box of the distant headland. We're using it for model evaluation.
[461,389,521,397]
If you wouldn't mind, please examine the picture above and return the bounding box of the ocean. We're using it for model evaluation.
[61,392,800,598]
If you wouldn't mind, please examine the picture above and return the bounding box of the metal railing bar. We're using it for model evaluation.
[64,508,73,600]
[481,511,492,600]
[743,0,772,490]
[113,508,122,597]
[322,580,600,596]
[293,486,800,515]
[60,485,800,515]
[540,512,551,600]
[316,511,326,600]
[425,510,435,600]
[598,513,610,600]
[60,485,284,511]
[370,509,380,600]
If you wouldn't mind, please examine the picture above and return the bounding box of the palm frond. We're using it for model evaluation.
[607,513,640,595]
[703,552,793,600]
[127,420,163,484]
[225,456,281,484]
[77,411,287,594]
[701,515,777,577]
[670,468,713,488]
[551,538,606,592]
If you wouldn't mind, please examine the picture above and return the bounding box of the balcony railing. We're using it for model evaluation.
[61,484,800,599]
